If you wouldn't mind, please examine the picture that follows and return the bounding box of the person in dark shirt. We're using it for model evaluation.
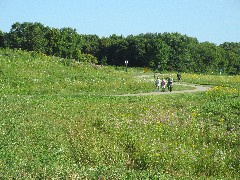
[177,73,181,82]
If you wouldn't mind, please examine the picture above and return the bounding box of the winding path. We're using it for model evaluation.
[116,83,211,96]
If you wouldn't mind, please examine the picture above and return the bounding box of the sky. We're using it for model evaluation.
[0,0,240,45]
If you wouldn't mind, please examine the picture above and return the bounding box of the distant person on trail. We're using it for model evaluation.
[167,75,173,92]
[161,77,166,92]
[155,77,160,91]
[177,73,181,82]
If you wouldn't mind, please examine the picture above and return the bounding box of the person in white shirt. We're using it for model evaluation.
[155,77,160,91]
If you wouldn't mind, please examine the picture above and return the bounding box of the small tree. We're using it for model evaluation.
[0,30,4,47]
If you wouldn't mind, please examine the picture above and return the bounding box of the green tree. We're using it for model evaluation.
[45,27,81,59]
[126,34,146,67]
[0,30,4,47]
[196,42,224,73]
[80,34,100,57]
[8,22,48,53]
[220,42,240,74]
[143,33,170,71]
[60,27,80,59]
[101,34,128,66]
[7,22,23,49]
[45,27,62,56]
[161,32,199,72]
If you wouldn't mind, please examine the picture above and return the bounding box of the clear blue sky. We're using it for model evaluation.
[0,0,239,45]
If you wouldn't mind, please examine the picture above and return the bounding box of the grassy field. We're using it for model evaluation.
[0,49,239,179]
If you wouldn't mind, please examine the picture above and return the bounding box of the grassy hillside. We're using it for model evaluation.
[0,49,193,96]
[0,49,239,179]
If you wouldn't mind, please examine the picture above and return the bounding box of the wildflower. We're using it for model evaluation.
[219,118,224,124]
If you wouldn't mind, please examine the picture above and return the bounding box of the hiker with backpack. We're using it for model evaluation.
[155,77,160,91]
[177,72,181,82]
[167,75,173,92]
[161,77,166,92]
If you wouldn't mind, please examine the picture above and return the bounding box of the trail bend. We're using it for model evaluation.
[116,83,211,96]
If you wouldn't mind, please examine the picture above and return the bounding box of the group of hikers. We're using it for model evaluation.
[155,73,181,92]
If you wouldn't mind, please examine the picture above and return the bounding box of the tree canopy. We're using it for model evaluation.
[0,22,239,74]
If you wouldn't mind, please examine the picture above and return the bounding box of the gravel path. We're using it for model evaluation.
[116,83,211,96]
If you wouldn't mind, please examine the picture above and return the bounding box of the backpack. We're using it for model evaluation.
[161,80,165,86]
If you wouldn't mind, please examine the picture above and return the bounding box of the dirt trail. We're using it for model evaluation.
[116,83,211,97]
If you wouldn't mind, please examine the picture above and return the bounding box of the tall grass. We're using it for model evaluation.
[0,49,192,96]
[0,48,239,179]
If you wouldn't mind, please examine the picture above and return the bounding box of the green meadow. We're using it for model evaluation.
[0,49,239,179]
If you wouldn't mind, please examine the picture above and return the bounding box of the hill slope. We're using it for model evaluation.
[0,49,239,179]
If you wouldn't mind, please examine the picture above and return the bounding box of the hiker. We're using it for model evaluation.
[177,73,181,82]
[167,75,173,92]
[155,77,160,91]
[161,77,166,92]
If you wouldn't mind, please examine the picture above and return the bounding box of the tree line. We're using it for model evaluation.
[0,22,239,74]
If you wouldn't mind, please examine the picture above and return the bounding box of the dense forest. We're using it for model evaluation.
[0,22,239,74]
